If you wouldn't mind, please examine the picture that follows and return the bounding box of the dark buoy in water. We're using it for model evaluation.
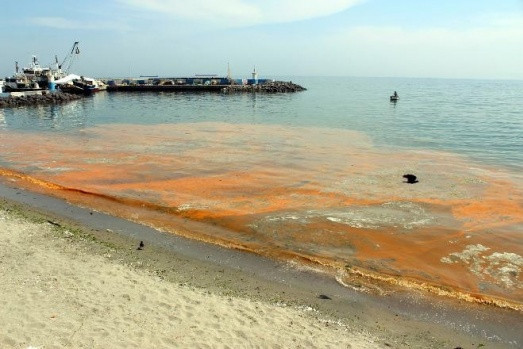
[403,174,418,184]
[137,241,145,250]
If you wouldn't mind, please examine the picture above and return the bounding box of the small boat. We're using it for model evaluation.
[59,83,88,95]
[390,91,399,102]
[60,80,97,95]
[56,74,106,95]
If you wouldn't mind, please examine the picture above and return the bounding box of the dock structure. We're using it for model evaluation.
[104,77,305,93]
[107,84,226,92]
[106,76,234,93]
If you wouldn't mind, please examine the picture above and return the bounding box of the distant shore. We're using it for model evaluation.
[0,180,521,348]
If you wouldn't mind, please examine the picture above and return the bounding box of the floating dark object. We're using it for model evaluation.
[390,91,399,102]
[403,174,418,184]
[318,294,332,300]
[137,241,145,250]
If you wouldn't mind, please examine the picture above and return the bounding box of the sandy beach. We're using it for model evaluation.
[0,204,380,348]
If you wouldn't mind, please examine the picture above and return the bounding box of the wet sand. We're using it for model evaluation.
[1,182,522,348]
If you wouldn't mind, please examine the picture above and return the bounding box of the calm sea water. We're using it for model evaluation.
[1,76,522,170]
[1,77,522,307]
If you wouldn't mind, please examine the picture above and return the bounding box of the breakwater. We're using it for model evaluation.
[106,80,306,93]
[0,92,83,108]
[222,81,306,93]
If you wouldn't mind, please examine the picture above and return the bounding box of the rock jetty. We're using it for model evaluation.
[222,81,306,93]
[0,92,84,108]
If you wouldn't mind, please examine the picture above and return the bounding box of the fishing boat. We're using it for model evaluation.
[3,42,80,92]
[3,57,49,92]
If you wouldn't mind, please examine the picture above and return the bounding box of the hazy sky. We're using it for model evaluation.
[1,0,522,79]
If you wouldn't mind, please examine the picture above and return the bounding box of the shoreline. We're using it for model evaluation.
[1,181,521,348]
[0,162,521,312]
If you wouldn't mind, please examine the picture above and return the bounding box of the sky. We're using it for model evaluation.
[1,0,522,80]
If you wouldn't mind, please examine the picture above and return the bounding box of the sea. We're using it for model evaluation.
[1,76,522,309]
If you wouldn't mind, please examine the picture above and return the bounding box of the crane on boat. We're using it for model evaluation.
[58,41,80,74]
